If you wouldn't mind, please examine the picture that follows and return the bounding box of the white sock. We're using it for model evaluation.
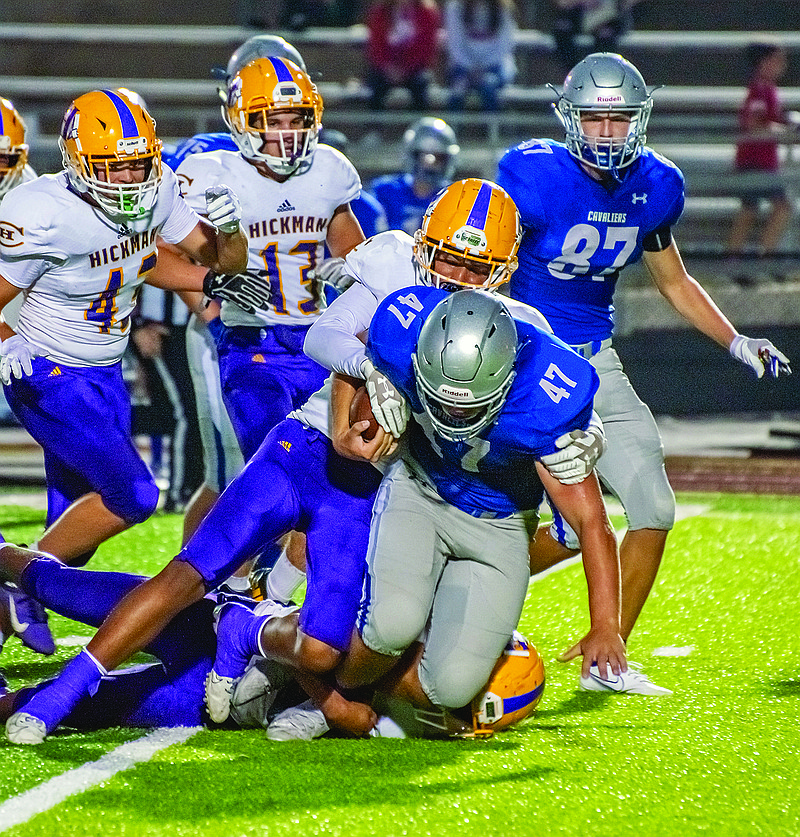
[265,550,306,604]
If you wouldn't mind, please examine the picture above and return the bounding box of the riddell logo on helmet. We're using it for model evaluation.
[596,96,623,103]
[437,385,473,400]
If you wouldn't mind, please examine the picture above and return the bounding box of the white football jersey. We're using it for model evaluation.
[176,145,361,328]
[0,168,199,367]
[304,230,552,380]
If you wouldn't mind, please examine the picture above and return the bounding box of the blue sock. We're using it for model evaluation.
[18,648,106,733]
[217,605,270,678]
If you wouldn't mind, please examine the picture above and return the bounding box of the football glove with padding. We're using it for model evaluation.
[540,410,606,484]
[202,269,272,315]
[205,184,242,234]
[729,334,791,379]
[361,357,410,438]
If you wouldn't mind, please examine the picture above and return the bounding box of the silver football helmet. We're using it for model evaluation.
[403,117,460,192]
[226,34,306,78]
[412,290,517,441]
[553,52,653,174]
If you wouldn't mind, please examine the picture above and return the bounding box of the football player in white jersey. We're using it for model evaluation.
[0,89,248,568]
[163,56,365,463]
[0,97,59,661]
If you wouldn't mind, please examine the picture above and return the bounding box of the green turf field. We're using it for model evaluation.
[1,493,799,836]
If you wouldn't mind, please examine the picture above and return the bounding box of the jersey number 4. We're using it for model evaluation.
[85,252,157,334]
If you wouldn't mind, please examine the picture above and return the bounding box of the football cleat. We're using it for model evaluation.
[579,661,673,696]
[59,88,162,219]
[229,657,294,729]
[369,716,407,739]
[266,700,329,741]
[1,582,56,656]
[414,178,521,291]
[6,711,48,745]
[207,597,298,723]
[0,670,7,695]
[472,630,546,734]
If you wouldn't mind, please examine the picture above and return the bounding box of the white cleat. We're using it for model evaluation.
[369,715,407,738]
[579,662,673,696]
[6,712,48,745]
[204,669,237,724]
[266,700,330,741]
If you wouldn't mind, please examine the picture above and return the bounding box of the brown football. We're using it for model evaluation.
[349,386,379,441]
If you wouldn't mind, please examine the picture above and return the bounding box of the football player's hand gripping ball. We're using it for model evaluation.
[205,184,242,234]
[361,357,410,439]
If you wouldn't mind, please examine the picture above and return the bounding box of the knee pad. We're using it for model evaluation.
[362,596,428,658]
[419,654,490,710]
[103,475,159,525]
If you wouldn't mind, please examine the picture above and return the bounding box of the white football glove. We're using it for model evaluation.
[0,335,40,386]
[729,334,791,379]
[361,357,410,439]
[308,257,354,293]
[205,184,242,234]
[540,411,606,484]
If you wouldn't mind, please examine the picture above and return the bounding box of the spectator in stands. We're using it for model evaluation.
[443,0,517,111]
[365,0,442,111]
[726,41,796,285]
[550,0,638,74]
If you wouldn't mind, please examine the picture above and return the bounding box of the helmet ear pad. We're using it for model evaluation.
[413,289,518,442]
[556,52,653,173]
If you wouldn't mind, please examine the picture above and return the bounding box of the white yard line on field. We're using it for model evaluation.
[0,726,201,832]
[531,501,710,581]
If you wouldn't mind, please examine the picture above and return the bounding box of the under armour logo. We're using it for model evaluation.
[632,193,647,204]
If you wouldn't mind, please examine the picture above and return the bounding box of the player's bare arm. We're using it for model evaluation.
[537,463,626,679]
[642,241,737,349]
[325,203,366,258]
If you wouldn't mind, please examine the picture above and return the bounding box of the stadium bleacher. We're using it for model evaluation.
[1,6,800,413]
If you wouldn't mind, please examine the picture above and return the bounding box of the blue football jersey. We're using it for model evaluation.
[367,286,599,517]
[497,140,685,344]
[369,173,434,235]
[162,132,236,171]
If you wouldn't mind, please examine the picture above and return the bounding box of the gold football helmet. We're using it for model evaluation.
[0,97,29,199]
[59,89,162,219]
[223,57,323,176]
[414,178,521,291]
[472,631,546,733]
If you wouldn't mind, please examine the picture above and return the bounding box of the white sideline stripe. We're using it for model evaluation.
[531,502,709,581]
[0,726,200,832]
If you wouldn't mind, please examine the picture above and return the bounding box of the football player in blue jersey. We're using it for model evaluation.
[369,117,461,236]
[334,288,628,723]
[497,52,791,694]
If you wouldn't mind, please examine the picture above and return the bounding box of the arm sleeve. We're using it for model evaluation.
[303,282,379,378]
